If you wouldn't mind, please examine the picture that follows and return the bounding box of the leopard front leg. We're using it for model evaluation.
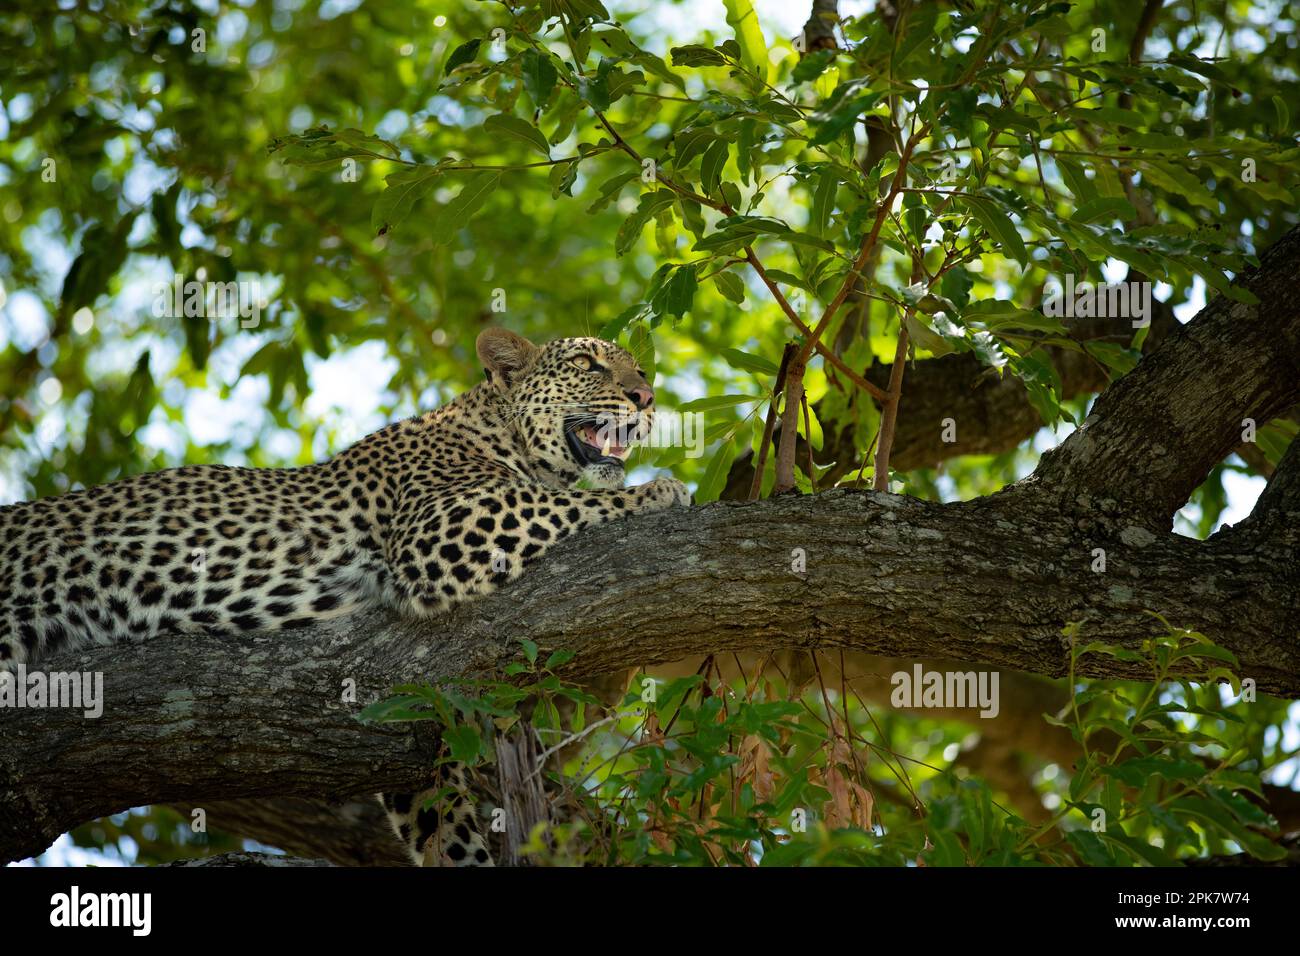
[379,763,493,866]
[385,476,689,615]
[378,477,686,866]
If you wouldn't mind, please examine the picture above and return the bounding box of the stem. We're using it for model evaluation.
[873,256,924,492]
[750,344,796,500]
[801,391,818,493]
[773,352,806,494]
[871,320,909,492]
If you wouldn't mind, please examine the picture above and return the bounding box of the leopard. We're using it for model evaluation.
[0,328,690,866]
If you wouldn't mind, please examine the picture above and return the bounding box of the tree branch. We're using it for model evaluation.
[1030,226,1300,527]
[4,475,1296,863]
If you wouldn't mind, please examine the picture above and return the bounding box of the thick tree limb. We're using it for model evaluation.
[166,851,334,867]
[171,798,408,867]
[3,477,1296,863]
[1032,227,1300,526]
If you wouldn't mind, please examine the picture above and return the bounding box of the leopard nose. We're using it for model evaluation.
[625,386,654,409]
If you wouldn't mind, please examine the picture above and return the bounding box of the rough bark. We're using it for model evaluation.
[1032,226,1300,527]
[171,798,408,867]
[3,474,1297,863]
[3,227,1299,865]
[165,850,334,867]
[800,0,839,52]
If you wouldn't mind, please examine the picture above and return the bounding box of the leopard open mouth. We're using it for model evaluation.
[564,416,634,468]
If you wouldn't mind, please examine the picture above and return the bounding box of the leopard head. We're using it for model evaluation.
[476,328,655,489]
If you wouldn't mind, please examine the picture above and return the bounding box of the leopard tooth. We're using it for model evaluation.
[601,435,612,457]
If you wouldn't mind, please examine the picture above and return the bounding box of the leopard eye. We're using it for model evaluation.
[570,354,598,372]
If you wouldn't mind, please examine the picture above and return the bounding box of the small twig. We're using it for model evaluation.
[873,258,923,492]
[871,324,909,492]
[773,352,806,494]
[527,713,623,780]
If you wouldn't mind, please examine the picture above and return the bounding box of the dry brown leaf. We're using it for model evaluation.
[823,764,852,830]
[649,825,673,853]
[641,709,662,743]
[738,734,776,803]
[850,781,875,831]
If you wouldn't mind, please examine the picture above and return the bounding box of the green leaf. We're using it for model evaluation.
[59,212,139,316]
[483,114,551,157]
[576,56,618,110]
[615,189,676,256]
[903,191,926,244]
[1010,350,1065,426]
[673,127,718,168]
[586,170,639,213]
[694,433,738,503]
[270,127,402,167]
[677,394,763,412]
[965,299,1065,334]
[700,138,729,196]
[1100,756,1205,788]
[1084,340,1139,376]
[893,0,939,64]
[650,264,699,318]
[711,270,746,304]
[720,347,777,375]
[444,38,481,75]
[429,171,501,244]
[811,167,837,236]
[372,166,441,236]
[670,44,727,67]
[1072,106,1146,129]
[964,196,1028,267]
[521,49,558,110]
[939,265,974,309]
[549,159,577,198]
[1139,161,1217,210]
[1175,796,1287,861]
[1066,830,1119,867]
[1071,197,1139,224]
[442,724,482,763]
[357,694,435,724]
[588,30,687,90]
[1097,831,1180,867]
[792,49,836,83]
[722,0,769,80]
[1274,95,1290,136]
[1057,159,1098,203]
[598,304,643,341]
[810,92,881,146]
[545,649,577,669]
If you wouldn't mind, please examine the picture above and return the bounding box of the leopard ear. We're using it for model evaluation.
[476,328,541,389]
